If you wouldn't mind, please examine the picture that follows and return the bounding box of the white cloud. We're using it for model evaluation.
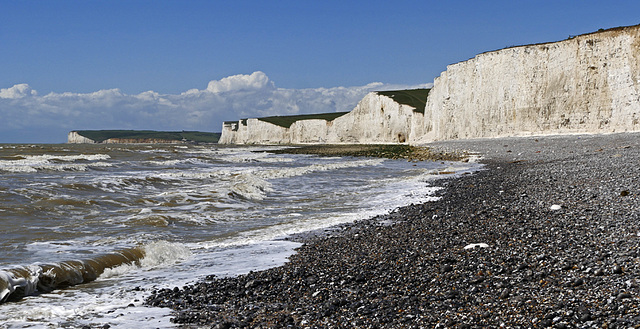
[0,72,431,142]
[205,71,274,93]
[0,83,37,99]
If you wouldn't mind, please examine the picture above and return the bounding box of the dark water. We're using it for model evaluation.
[0,143,476,328]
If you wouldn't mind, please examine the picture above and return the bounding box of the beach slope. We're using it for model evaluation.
[148,133,640,327]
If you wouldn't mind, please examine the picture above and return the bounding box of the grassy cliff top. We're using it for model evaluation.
[74,130,221,143]
[258,112,350,128]
[376,89,430,113]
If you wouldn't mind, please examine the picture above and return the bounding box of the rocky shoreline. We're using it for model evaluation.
[147,133,640,328]
[268,144,467,162]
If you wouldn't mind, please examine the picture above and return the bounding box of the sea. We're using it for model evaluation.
[0,143,479,328]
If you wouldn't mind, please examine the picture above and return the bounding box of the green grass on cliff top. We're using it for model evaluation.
[376,89,430,114]
[75,130,221,143]
[258,112,350,128]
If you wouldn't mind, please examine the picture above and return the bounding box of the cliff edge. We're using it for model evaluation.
[219,89,429,145]
[220,24,640,145]
[420,24,640,142]
[68,131,97,144]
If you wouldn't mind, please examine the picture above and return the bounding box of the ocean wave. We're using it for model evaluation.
[142,158,386,201]
[144,157,213,167]
[223,154,296,163]
[0,241,191,304]
[23,154,111,162]
[0,162,113,173]
[0,153,112,173]
[100,241,192,278]
[156,169,231,180]
[229,172,273,200]
[85,175,173,194]
[211,147,294,163]
[144,159,183,166]
[257,158,385,180]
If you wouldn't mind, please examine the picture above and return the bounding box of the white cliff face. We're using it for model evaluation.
[419,26,640,142]
[220,25,640,145]
[219,122,239,144]
[328,92,419,144]
[220,119,290,144]
[244,119,291,144]
[218,92,421,144]
[67,131,96,144]
[290,119,331,143]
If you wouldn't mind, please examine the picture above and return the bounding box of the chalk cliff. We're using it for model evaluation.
[418,25,640,142]
[67,130,222,144]
[219,92,422,144]
[328,92,421,144]
[67,132,182,144]
[217,25,640,145]
[219,119,290,144]
[68,131,97,144]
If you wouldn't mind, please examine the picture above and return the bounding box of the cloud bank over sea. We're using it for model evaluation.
[0,72,431,143]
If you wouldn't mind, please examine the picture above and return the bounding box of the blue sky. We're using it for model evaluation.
[1,1,639,143]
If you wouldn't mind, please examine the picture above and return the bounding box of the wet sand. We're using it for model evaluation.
[148,133,640,328]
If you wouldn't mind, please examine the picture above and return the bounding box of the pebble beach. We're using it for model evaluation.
[147,133,640,328]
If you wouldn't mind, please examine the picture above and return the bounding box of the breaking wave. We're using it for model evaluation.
[0,154,112,172]
[229,173,273,200]
[0,241,191,304]
[226,158,385,200]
